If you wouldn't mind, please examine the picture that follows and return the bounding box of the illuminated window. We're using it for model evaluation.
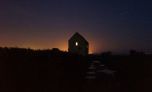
[75,42,78,46]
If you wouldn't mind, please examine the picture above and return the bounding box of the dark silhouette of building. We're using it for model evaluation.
[68,32,89,55]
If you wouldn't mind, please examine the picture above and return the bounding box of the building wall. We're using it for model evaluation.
[68,35,88,56]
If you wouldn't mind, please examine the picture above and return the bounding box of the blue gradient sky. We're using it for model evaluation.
[0,0,152,53]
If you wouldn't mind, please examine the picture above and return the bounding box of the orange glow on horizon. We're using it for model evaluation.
[0,38,95,54]
[0,33,96,54]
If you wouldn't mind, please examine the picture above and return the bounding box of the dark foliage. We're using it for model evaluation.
[0,47,151,92]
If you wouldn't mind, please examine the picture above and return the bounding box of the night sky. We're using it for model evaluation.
[0,0,152,53]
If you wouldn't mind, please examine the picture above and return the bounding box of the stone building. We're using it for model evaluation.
[68,32,89,55]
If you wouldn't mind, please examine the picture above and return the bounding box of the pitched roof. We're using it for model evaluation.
[69,32,88,44]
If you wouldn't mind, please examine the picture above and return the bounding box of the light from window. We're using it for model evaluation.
[76,42,78,46]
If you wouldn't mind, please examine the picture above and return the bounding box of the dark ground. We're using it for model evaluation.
[0,47,151,92]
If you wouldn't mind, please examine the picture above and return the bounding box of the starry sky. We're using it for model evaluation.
[0,0,152,53]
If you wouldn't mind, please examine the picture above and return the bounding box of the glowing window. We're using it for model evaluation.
[75,42,78,46]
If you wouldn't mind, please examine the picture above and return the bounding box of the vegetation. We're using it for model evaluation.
[0,47,151,92]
